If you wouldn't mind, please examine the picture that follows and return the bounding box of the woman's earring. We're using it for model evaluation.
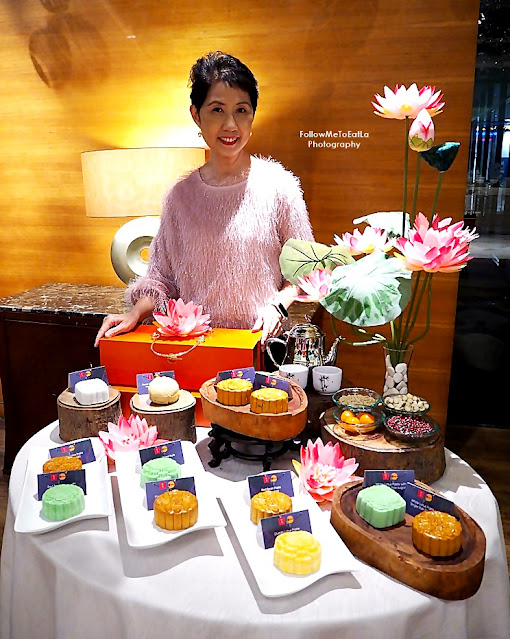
[250,132,253,137]
[198,131,203,138]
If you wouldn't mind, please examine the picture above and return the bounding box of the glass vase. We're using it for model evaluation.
[383,345,413,396]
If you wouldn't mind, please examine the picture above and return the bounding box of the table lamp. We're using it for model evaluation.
[81,147,205,283]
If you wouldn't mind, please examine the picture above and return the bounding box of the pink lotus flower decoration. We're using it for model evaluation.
[334,226,391,256]
[296,268,332,301]
[394,212,478,273]
[98,415,159,461]
[153,298,211,338]
[293,439,358,503]
[408,108,435,152]
[372,84,444,120]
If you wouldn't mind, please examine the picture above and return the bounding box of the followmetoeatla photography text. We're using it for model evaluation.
[299,129,370,149]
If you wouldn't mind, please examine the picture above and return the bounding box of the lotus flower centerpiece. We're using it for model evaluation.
[280,83,478,393]
[98,414,161,462]
[153,298,211,338]
[292,438,358,503]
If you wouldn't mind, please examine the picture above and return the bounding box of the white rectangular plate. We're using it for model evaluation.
[220,474,361,597]
[115,441,226,548]
[14,438,112,534]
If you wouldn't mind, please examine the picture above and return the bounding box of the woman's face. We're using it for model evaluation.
[191,81,254,158]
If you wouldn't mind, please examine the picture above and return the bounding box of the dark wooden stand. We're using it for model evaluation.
[207,423,300,471]
[0,284,125,472]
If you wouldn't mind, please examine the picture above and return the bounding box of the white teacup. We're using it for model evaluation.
[312,366,342,395]
[278,363,309,389]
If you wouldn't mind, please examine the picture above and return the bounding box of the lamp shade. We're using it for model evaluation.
[81,147,205,217]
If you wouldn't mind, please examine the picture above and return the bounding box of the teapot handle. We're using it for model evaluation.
[265,337,287,368]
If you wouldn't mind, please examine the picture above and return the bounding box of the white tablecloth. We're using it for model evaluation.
[1,422,509,639]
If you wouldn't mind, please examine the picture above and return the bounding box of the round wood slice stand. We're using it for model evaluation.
[331,480,486,600]
[57,387,122,442]
[199,377,307,441]
[130,390,196,443]
[321,407,445,483]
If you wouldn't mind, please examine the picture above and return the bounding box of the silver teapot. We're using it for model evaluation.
[266,323,341,369]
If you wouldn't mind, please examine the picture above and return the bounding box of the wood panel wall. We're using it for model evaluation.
[0,0,479,427]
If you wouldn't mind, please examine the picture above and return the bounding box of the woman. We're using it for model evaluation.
[95,51,314,348]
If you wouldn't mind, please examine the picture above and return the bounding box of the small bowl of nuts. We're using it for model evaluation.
[381,392,430,416]
[333,387,381,412]
[384,413,439,443]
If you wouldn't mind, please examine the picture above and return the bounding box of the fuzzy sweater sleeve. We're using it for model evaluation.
[125,192,179,312]
[276,169,315,246]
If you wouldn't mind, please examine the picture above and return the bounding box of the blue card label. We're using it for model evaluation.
[136,371,176,394]
[37,469,86,500]
[253,372,292,399]
[248,471,294,499]
[261,510,312,549]
[404,482,458,517]
[216,367,255,383]
[68,366,108,393]
[145,476,196,510]
[139,441,184,465]
[49,439,96,464]
[363,470,415,497]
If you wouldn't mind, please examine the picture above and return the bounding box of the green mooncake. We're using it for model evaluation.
[41,484,85,521]
[140,457,181,488]
[356,484,406,529]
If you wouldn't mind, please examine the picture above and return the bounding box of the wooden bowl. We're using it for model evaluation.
[331,479,486,600]
[199,377,307,441]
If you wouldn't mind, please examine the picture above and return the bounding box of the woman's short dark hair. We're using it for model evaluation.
[189,51,259,113]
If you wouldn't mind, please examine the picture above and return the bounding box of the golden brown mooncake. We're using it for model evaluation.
[412,510,462,557]
[250,490,292,524]
[43,456,83,473]
[216,378,253,406]
[154,489,198,531]
[250,388,288,414]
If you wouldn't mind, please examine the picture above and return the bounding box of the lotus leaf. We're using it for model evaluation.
[320,251,412,327]
[279,239,353,284]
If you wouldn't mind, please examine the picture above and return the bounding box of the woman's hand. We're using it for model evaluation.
[251,305,283,349]
[94,311,139,347]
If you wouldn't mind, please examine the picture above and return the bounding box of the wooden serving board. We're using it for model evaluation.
[130,391,196,443]
[331,480,486,600]
[321,407,445,483]
[199,377,307,441]
[57,387,121,441]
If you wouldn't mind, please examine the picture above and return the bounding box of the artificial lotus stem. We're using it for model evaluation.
[409,275,433,346]
[401,272,431,349]
[397,271,422,350]
[429,172,444,223]
[410,153,422,227]
[399,271,422,349]
[402,117,410,237]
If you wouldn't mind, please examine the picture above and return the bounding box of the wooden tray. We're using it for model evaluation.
[199,377,307,441]
[321,407,445,483]
[331,480,486,600]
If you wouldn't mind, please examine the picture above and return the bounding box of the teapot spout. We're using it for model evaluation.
[324,336,344,366]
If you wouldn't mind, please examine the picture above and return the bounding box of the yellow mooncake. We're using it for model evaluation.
[216,378,253,406]
[250,388,288,414]
[412,510,462,557]
[154,490,198,531]
[274,530,322,575]
[250,490,292,524]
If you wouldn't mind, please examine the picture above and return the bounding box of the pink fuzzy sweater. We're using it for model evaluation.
[127,156,314,329]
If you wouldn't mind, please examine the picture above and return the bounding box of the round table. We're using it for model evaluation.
[1,421,509,639]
